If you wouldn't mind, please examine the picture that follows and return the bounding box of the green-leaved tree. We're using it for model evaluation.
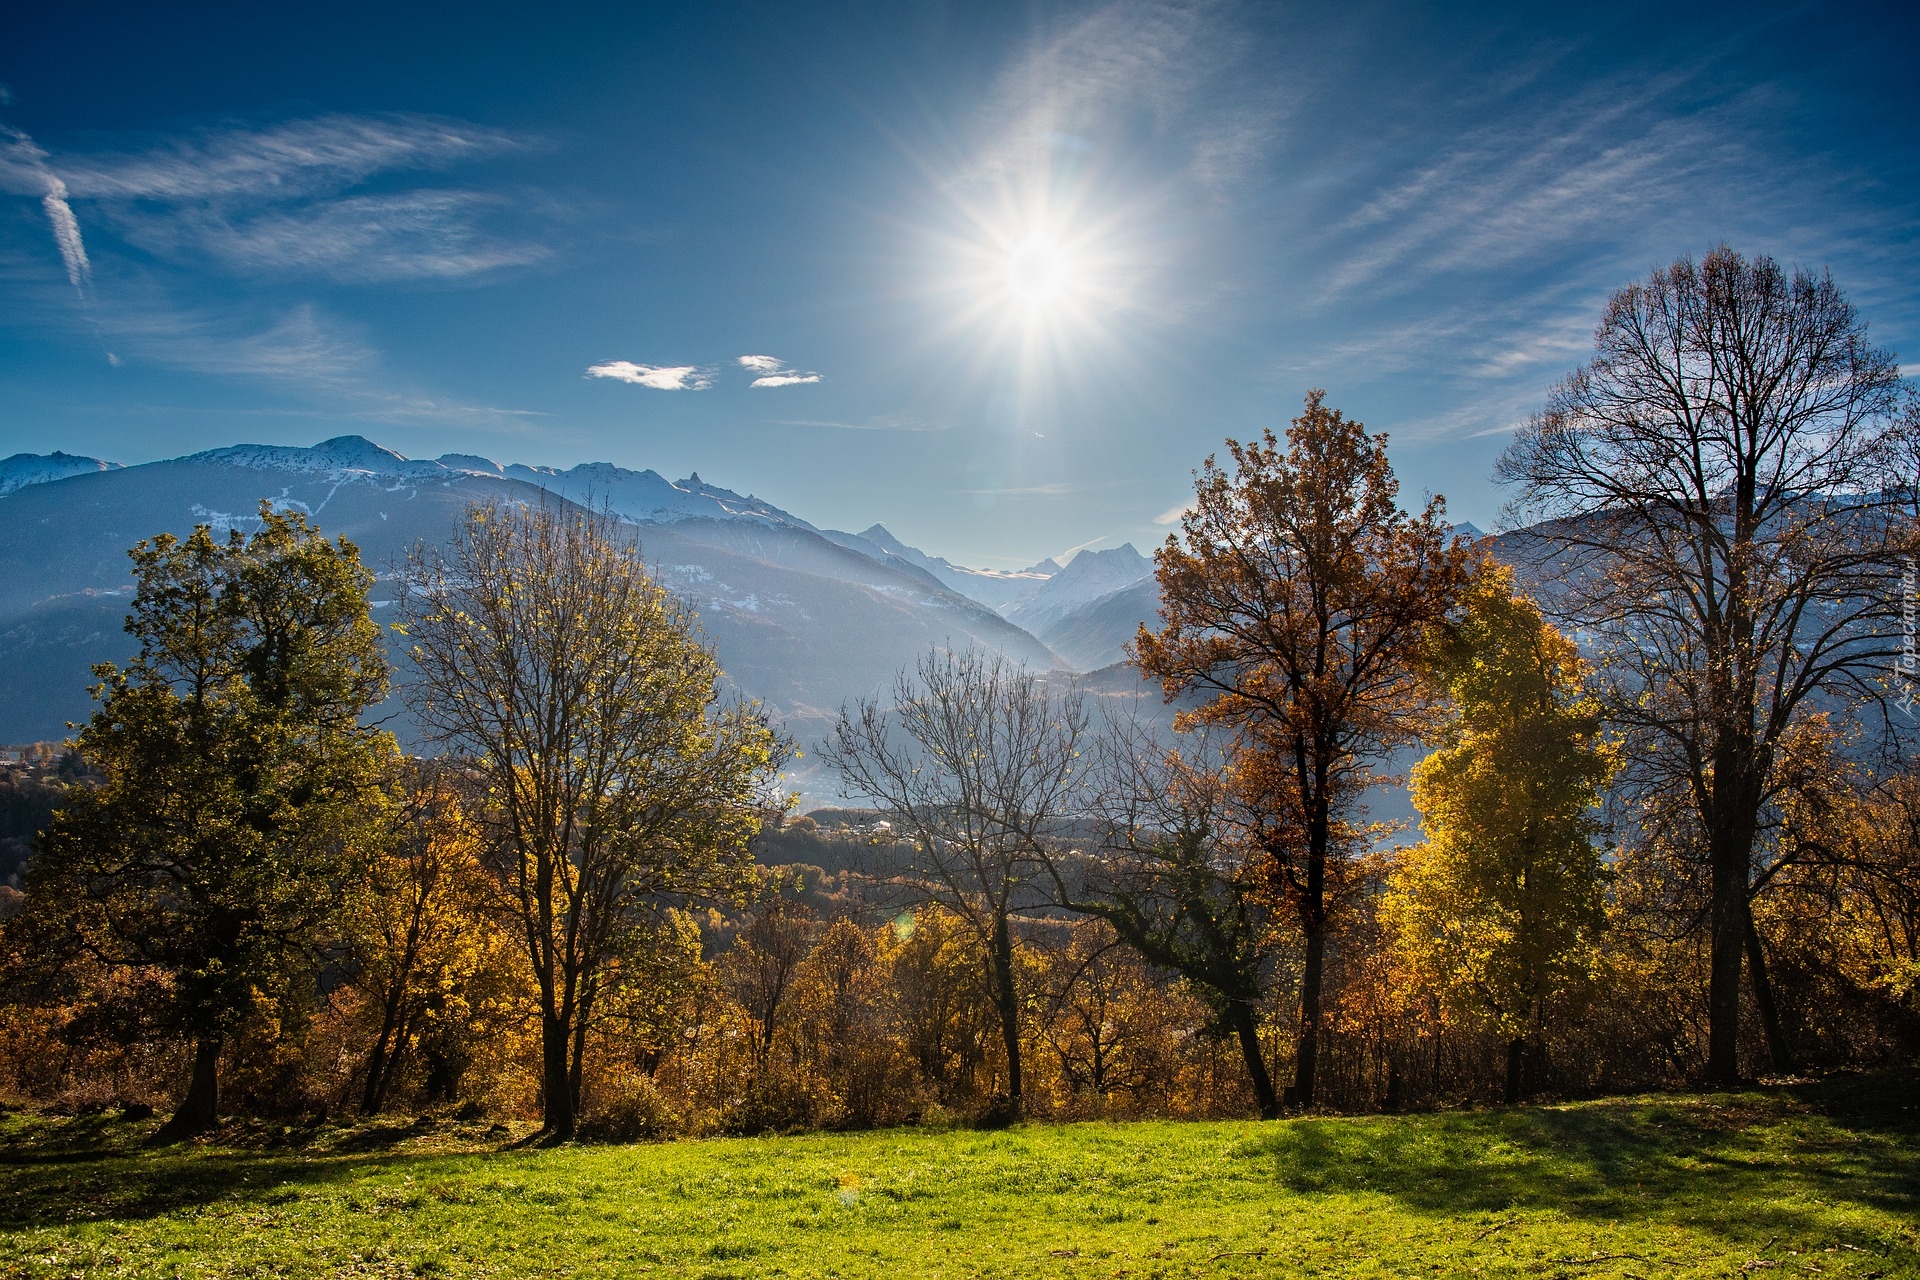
[24,505,393,1138]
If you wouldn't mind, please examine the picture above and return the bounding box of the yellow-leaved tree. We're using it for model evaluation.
[1385,562,1614,1103]
[345,763,525,1115]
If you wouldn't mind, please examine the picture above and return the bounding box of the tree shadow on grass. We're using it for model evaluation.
[0,1114,503,1232]
[1230,1069,1919,1251]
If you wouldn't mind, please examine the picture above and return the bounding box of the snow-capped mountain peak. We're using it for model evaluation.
[0,451,125,497]
[492,460,816,528]
[164,436,818,531]
[1005,543,1153,632]
[820,523,1059,611]
[187,435,447,483]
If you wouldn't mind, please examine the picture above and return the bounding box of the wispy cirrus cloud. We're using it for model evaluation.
[1151,502,1190,525]
[958,481,1074,496]
[587,361,712,391]
[2,113,547,287]
[91,299,545,427]
[149,303,374,384]
[1273,285,1602,386]
[49,113,528,201]
[737,353,822,387]
[1307,59,1809,306]
[774,414,945,432]
[119,190,551,282]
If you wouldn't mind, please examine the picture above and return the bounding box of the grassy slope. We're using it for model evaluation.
[0,1074,1914,1279]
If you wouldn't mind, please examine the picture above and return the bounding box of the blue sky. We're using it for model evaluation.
[2,0,1915,567]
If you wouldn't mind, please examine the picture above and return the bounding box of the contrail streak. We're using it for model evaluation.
[42,178,91,292]
[3,126,92,297]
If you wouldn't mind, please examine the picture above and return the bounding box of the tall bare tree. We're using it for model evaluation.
[399,500,784,1136]
[1495,246,1910,1083]
[1137,391,1472,1107]
[822,648,1088,1121]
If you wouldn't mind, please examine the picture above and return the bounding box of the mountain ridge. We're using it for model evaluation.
[0,437,1062,749]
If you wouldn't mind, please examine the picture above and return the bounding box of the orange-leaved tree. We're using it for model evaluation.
[1136,390,1473,1107]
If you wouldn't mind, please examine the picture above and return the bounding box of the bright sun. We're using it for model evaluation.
[1002,235,1074,307]
[928,198,1133,360]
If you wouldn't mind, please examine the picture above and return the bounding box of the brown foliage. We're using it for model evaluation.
[1137,390,1473,1106]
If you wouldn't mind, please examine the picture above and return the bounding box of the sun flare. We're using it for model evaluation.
[1001,234,1075,308]
[918,178,1146,383]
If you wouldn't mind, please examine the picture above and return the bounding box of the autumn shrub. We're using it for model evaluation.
[581,1069,677,1141]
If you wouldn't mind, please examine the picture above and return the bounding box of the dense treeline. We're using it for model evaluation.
[0,246,1916,1137]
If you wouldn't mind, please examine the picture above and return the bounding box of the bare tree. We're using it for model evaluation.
[723,892,819,1071]
[1048,721,1288,1117]
[398,500,785,1136]
[1495,246,1911,1083]
[821,647,1088,1121]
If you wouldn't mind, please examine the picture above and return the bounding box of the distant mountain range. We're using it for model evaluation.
[820,523,1062,610]
[0,436,1176,751]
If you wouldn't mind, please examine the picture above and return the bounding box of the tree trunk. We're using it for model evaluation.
[155,1034,221,1141]
[1503,1036,1525,1105]
[541,1011,575,1137]
[1745,914,1795,1075]
[1705,808,1753,1086]
[568,995,594,1123]
[423,1046,462,1104]
[361,994,408,1115]
[990,908,1023,1119]
[361,1036,392,1116]
[1226,999,1279,1119]
[1290,772,1330,1110]
[1292,921,1325,1108]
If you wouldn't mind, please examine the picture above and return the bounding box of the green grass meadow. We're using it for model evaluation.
[2,1073,1914,1278]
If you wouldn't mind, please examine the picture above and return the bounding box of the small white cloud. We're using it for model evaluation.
[1152,503,1192,525]
[736,353,822,387]
[587,361,711,391]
